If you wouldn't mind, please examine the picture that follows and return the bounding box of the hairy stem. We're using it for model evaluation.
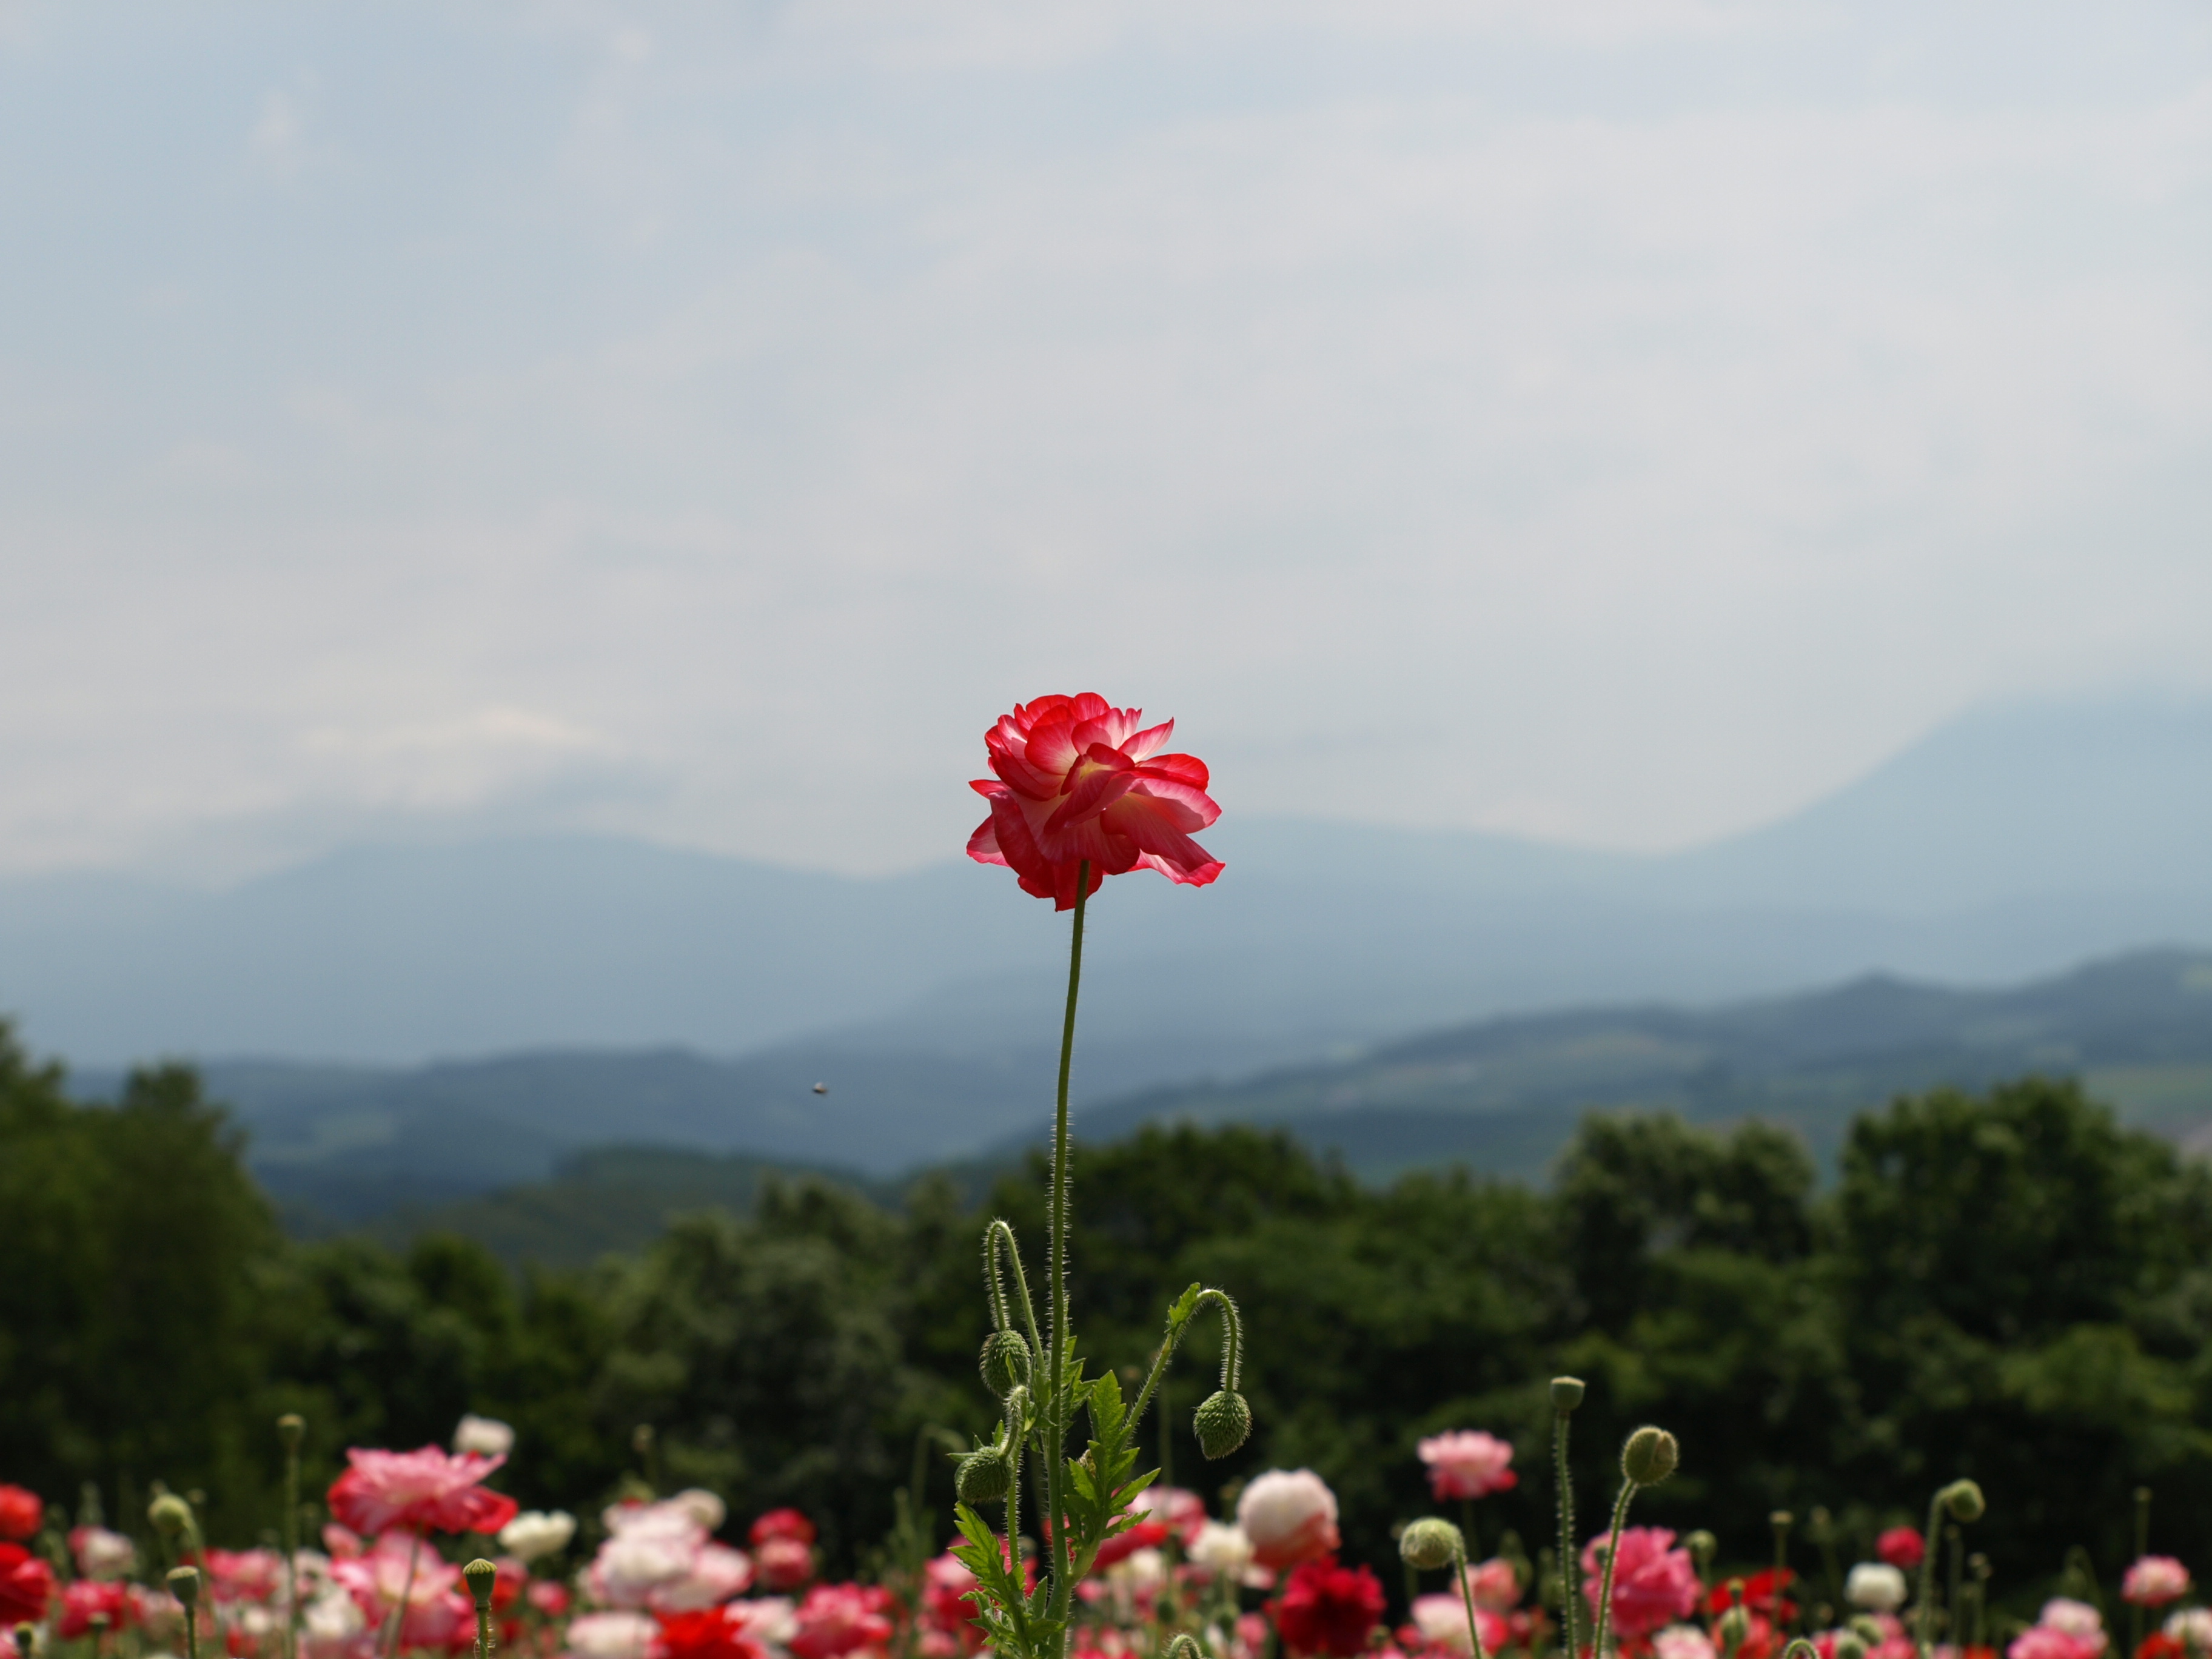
[1917,1493,1943,1659]
[1041,861,1091,1646]
[1454,1542,1491,1659]
[1590,1481,1638,1659]
[1553,1411,1578,1659]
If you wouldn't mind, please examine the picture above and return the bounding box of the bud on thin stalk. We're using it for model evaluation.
[169,1568,202,1659]
[1552,1378,1584,1659]
[1592,1427,1680,1659]
[463,1560,497,1659]
[1919,1483,1985,1659]
[1400,1518,1465,1573]
[278,1415,306,1659]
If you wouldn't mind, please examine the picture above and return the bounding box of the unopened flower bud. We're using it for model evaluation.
[955,1446,1013,1506]
[277,1414,305,1453]
[1686,1530,1717,1566]
[1940,1480,1986,1523]
[1850,1618,1885,1644]
[979,1329,1032,1397]
[1717,1606,1751,1649]
[1193,1389,1252,1460]
[167,1567,201,1607]
[12,1625,34,1659]
[150,1495,193,1537]
[1399,1518,1466,1572]
[463,1560,497,1609]
[1771,1510,1794,1531]
[1550,1376,1586,1412]
[1834,1635,1868,1659]
[1621,1426,1678,1487]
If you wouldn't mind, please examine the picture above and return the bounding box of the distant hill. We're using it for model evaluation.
[1054,947,2212,1181]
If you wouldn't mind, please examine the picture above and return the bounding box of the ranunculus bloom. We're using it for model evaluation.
[1655,1626,1718,1659]
[659,1606,770,1659]
[1580,1527,1698,1640]
[1877,1529,1926,1571]
[0,1488,41,1544]
[1409,1593,1508,1657]
[1238,1472,1341,1572]
[1273,1558,1386,1658]
[1847,1564,1909,1614]
[327,1446,518,1537]
[0,1543,54,1626]
[2125,1560,2192,1608]
[1467,1559,1523,1614]
[788,1583,895,1659]
[70,1526,138,1582]
[967,694,1224,910]
[1418,1432,1518,1502]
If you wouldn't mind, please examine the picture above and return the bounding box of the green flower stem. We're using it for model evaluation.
[1041,860,1091,1643]
[1129,1289,1241,1433]
[1590,1481,1638,1659]
[386,1533,423,1659]
[283,1439,301,1659]
[1554,1412,1579,1659]
[984,1221,1046,1361]
[1948,1529,1964,1656]
[1917,1492,1944,1659]
[1453,1542,1491,1659]
[474,1603,494,1659]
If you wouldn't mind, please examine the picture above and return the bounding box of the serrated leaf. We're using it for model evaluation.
[1112,1466,1161,1509]
[1167,1281,1201,1330]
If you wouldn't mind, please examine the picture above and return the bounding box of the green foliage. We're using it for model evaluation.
[10,1029,2212,1607]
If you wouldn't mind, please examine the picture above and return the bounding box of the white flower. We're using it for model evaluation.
[300,1586,367,1659]
[1188,1522,1253,1580]
[2164,1611,2212,1652]
[1105,1549,1168,1597]
[564,1613,661,1659]
[1847,1563,1909,1613]
[731,1598,798,1648]
[671,1490,727,1532]
[1655,1627,1718,1659]
[2042,1602,2105,1638]
[454,1415,516,1458]
[500,1512,578,1564]
[1235,1470,1339,1570]
[1413,1595,1478,1654]
[649,1544,754,1612]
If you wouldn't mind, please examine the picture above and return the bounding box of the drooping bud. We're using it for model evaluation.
[1940,1480,1986,1523]
[979,1329,1032,1398]
[150,1494,193,1538]
[277,1414,305,1453]
[1620,1426,1679,1488]
[463,1560,498,1610]
[167,1566,201,1607]
[1550,1376,1586,1412]
[1399,1518,1465,1572]
[1193,1389,1253,1460]
[955,1446,1013,1506]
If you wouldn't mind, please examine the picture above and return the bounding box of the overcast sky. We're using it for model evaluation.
[2,0,2208,880]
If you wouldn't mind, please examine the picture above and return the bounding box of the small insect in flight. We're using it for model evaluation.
[811,1082,828,1096]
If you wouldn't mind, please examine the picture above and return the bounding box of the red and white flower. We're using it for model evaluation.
[1418,1432,1518,1503]
[1236,1472,1340,1572]
[327,1446,518,1538]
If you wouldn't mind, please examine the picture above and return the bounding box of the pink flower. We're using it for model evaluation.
[748,1510,817,1547]
[967,694,1224,910]
[1466,1559,1522,1613]
[1654,1627,1717,1659]
[2037,1603,2105,1643]
[69,1526,138,1582]
[1418,1433,1518,1502]
[2125,1560,2193,1608]
[2010,1631,2104,1659]
[327,1447,518,1538]
[1407,1594,1508,1657]
[1877,1529,1926,1572]
[205,1549,287,1605]
[329,1535,469,1651]
[59,1579,135,1639]
[1130,1486,1210,1547]
[1237,1472,1341,1572]
[788,1584,894,1659]
[1580,1527,1699,1641]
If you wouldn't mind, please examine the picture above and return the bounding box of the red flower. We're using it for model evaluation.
[1272,1558,1386,1658]
[0,1489,41,1543]
[327,1446,519,1537]
[0,1544,53,1626]
[60,1580,136,1640]
[1705,1569,1797,1624]
[788,1584,896,1659]
[749,1509,817,1547]
[967,694,1224,910]
[1876,1529,1925,1571]
[2137,1639,2183,1659]
[660,1607,770,1659]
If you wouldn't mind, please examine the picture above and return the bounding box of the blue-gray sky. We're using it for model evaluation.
[3,0,2209,878]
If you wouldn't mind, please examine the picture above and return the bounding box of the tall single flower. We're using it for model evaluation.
[1237,1472,1341,1572]
[966,694,1224,910]
[327,1446,519,1537]
[1580,1527,1698,1641]
[1418,1431,1518,1501]
[1272,1558,1385,1658]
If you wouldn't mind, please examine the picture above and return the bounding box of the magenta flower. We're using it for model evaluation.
[1580,1527,1699,1641]
[2124,1558,2193,1608]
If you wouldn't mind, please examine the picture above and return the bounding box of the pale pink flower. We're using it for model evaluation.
[1654,1626,1718,1659]
[1580,1527,1699,1641]
[2039,1601,2106,1642]
[68,1527,137,1582]
[1466,1560,1521,1614]
[2124,1559,2192,1608]
[1418,1433,1517,1502]
[327,1446,517,1538]
[1410,1594,1507,1657]
[329,1535,469,1650]
[565,1611,663,1659]
[1236,1471,1340,1572]
[2167,1612,2212,1652]
[2010,1630,2104,1659]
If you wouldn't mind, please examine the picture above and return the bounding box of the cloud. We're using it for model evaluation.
[0,0,2207,877]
